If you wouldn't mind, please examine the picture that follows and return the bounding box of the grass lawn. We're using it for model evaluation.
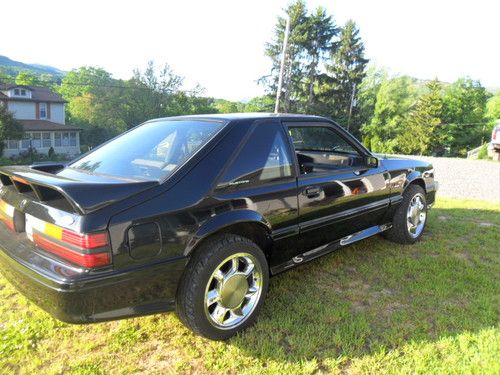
[1,197,499,374]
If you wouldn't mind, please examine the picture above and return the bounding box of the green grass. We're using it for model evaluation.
[1,197,499,374]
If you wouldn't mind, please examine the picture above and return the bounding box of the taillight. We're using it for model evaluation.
[33,234,110,267]
[26,214,111,268]
[0,199,15,231]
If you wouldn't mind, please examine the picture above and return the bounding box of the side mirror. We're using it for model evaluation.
[366,156,379,168]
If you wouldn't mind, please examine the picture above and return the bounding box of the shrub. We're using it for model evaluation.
[477,143,489,160]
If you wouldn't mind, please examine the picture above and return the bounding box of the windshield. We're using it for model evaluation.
[68,120,224,181]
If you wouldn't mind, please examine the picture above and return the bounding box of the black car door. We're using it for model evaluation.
[284,122,391,253]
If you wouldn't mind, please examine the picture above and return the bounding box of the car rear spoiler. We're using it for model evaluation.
[0,165,158,215]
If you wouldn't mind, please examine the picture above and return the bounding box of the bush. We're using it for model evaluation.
[0,148,70,166]
[477,143,489,160]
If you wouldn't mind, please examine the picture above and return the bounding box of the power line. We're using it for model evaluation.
[0,77,203,95]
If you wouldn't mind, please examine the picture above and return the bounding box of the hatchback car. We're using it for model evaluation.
[0,114,437,340]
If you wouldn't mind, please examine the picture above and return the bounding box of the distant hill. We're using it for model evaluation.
[0,55,64,78]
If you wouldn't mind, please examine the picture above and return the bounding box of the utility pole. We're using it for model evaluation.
[274,15,290,114]
[347,83,356,131]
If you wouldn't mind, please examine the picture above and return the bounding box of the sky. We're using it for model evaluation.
[2,0,499,101]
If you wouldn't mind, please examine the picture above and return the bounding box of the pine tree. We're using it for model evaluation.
[396,79,443,155]
[302,7,337,112]
[325,20,368,134]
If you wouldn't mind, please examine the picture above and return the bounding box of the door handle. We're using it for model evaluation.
[303,186,321,198]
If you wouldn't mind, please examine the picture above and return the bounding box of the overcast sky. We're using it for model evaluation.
[2,0,499,100]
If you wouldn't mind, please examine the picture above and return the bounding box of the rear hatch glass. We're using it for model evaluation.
[65,120,224,181]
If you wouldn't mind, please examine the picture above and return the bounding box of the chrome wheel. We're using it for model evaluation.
[204,253,263,329]
[407,193,426,238]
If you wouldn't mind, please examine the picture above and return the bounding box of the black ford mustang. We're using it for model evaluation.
[0,114,437,340]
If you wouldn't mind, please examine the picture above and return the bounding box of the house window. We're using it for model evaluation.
[5,140,19,150]
[21,134,31,149]
[39,103,47,119]
[32,133,41,148]
[42,133,51,148]
[70,132,77,146]
[12,88,28,97]
[62,132,69,146]
[54,132,61,147]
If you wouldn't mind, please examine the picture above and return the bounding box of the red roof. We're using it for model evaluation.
[19,119,80,131]
[0,85,66,103]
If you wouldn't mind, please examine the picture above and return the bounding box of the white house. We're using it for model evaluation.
[0,84,81,158]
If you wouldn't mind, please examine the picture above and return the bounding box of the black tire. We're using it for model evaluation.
[383,184,428,244]
[175,234,269,340]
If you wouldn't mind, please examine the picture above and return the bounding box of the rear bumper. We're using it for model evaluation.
[0,224,187,323]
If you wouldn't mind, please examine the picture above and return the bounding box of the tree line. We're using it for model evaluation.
[1,0,499,158]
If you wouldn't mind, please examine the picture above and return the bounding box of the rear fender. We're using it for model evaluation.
[184,209,272,256]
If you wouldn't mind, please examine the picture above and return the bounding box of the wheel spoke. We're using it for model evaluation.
[231,307,244,317]
[212,305,228,324]
[243,262,255,277]
[245,285,258,298]
[206,289,219,306]
[229,257,239,274]
[213,269,225,283]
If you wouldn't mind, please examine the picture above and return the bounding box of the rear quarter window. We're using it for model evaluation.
[217,122,295,189]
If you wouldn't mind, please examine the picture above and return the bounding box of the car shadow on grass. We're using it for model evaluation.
[228,204,500,370]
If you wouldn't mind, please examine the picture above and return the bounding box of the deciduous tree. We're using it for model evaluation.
[0,105,23,154]
[362,76,417,153]
[442,78,490,156]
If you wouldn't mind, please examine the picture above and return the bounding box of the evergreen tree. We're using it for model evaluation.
[396,79,444,155]
[325,20,368,133]
[302,7,337,112]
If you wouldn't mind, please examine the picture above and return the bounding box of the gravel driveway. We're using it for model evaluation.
[408,156,500,203]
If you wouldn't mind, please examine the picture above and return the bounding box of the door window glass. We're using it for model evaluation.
[289,127,358,154]
[288,126,364,174]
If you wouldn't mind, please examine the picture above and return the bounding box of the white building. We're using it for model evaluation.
[0,84,81,158]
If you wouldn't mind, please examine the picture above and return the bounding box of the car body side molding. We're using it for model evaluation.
[270,223,392,275]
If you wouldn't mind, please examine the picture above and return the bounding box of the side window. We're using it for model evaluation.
[288,126,364,174]
[218,122,294,189]
[289,127,358,154]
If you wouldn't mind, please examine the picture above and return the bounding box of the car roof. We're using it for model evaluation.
[150,113,331,123]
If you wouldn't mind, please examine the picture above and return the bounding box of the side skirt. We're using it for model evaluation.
[270,223,392,275]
